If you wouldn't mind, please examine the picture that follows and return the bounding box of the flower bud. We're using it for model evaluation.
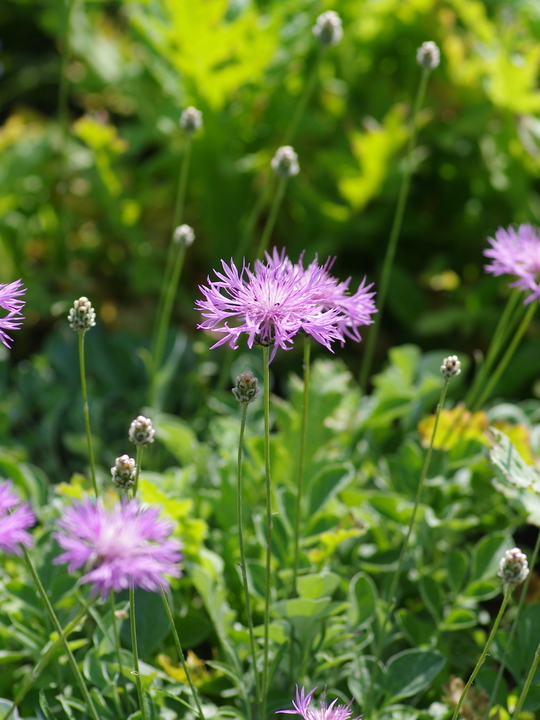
[173,224,195,247]
[111,454,137,490]
[498,547,529,586]
[68,297,96,333]
[129,415,156,447]
[271,146,300,178]
[232,371,261,404]
[440,355,461,379]
[312,10,343,47]
[416,41,440,69]
[180,106,203,134]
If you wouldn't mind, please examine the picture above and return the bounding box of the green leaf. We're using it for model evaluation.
[447,549,468,594]
[272,598,332,620]
[119,589,171,660]
[395,610,436,647]
[440,608,478,631]
[308,463,355,516]
[0,700,19,720]
[153,412,198,466]
[39,690,56,720]
[419,575,444,622]
[489,427,540,491]
[385,649,445,702]
[470,532,510,582]
[297,572,340,600]
[348,655,385,707]
[347,572,377,628]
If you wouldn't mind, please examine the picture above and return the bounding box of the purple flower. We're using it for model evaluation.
[277,686,361,720]
[196,253,343,361]
[53,499,182,597]
[0,480,35,555]
[0,279,26,348]
[484,224,540,304]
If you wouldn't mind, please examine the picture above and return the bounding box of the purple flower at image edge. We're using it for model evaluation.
[0,480,35,555]
[53,499,183,597]
[0,279,26,348]
[483,224,540,304]
[277,686,361,720]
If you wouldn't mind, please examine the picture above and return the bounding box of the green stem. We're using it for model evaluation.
[109,591,125,689]
[511,642,540,720]
[283,47,325,146]
[465,290,522,409]
[359,67,431,391]
[451,586,513,720]
[78,332,98,497]
[365,377,449,719]
[129,586,148,720]
[292,338,311,595]
[261,346,272,719]
[235,179,275,265]
[133,445,143,497]
[159,587,205,719]
[472,301,537,412]
[484,530,540,720]
[2,602,90,720]
[22,548,100,720]
[237,403,261,704]
[255,177,288,261]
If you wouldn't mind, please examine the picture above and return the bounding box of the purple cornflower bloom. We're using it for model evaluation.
[0,480,35,555]
[0,279,26,349]
[196,253,344,362]
[53,499,182,597]
[265,248,377,343]
[484,224,540,304]
[277,686,361,720]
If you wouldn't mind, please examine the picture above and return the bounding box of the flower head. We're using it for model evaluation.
[129,415,156,447]
[0,480,35,555]
[196,252,345,361]
[111,454,137,490]
[271,146,300,178]
[0,280,26,349]
[483,224,540,304]
[498,547,529,586]
[174,224,195,247]
[312,11,343,47]
[441,355,461,379]
[232,371,261,404]
[180,106,203,134]
[68,297,96,333]
[277,686,360,720]
[53,499,182,597]
[416,41,440,69]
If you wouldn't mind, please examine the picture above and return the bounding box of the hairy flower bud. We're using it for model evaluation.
[271,146,300,178]
[173,224,195,247]
[416,41,440,69]
[232,371,261,404]
[180,106,203,134]
[129,415,156,447]
[440,355,461,379]
[498,547,529,586]
[312,11,343,47]
[68,297,96,333]
[111,454,137,490]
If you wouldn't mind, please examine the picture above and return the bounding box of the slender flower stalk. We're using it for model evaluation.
[255,175,288,261]
[130,585,148,720]
[109,591,125,710]
[261,346,273,718]
[292,338,311,595]
[160,587,205,719]
[472,300,537,411]
[22,546,101,720]
[511,643,540,720]
[233,372,261,704]
[360,46,438,390]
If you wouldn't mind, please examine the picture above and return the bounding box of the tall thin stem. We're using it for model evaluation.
[365,377,449,719]
[109,591,125,691]
[133,445,143,497]
[359,68,431,391]
[160,587,205,719]
[78,332,98,496]
[451,586,513,720]
[472,300,537,412]
[261,346,272,719]
[22,548,100,720]
[292,338,311,595]
[237,403,261,704]
[511,642,540,720]
[255,177,288,261]
[129,587,148,720]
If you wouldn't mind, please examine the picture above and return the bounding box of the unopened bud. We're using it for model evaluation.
[180,106,203,134]
[441,355,461,379]
[173,224,195,247]
[68,297,96,333]
[498,547,529,586]
[111,454,137,490]
[312,11,343,47]
[271,146,300,178]
[129,415,156,447]
[232,371,260,404]
[417,41,440,69]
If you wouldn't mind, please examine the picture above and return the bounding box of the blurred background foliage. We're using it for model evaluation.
[1,0,540,470]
